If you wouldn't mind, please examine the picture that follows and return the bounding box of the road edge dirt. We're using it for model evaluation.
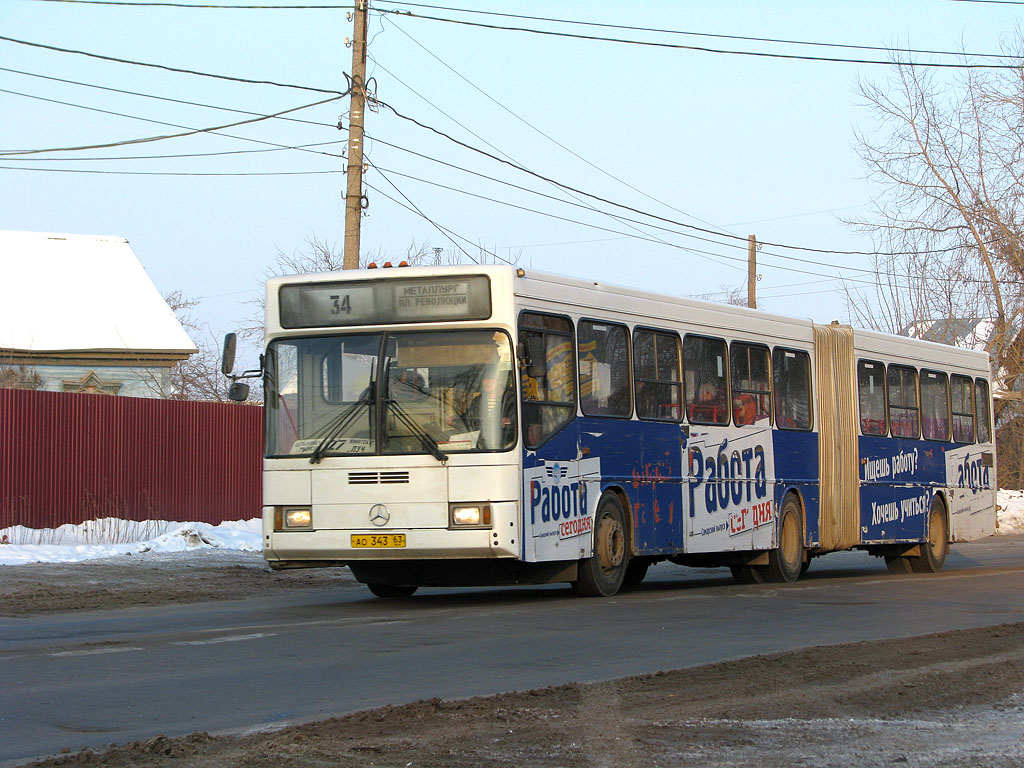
[16,622,1024,768]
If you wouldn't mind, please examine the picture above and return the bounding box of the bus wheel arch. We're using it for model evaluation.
[573,489,630,597]
[912,493,949,574]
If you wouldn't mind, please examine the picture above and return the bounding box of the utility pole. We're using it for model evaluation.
[343,0,369,270]
[747,234,757,309]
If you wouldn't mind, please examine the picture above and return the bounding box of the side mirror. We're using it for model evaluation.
[227,381,250,402]
[221,333,238,375]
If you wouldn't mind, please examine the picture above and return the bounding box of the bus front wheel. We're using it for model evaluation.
[573,494,628,597]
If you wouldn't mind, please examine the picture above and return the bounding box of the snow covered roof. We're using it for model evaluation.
[903,317,996,352]
[0,231,197,355]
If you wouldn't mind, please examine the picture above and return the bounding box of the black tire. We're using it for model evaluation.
[765,495,804,583]
[573,493,629,597]
[911,497,949,573]
[367,583,418,598]
[885,554,914,574]
[622,558,650,589]
[730,564,766,584]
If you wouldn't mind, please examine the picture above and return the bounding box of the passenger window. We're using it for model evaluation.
[578,320,631,417]
[976,378,992,443]
[683,335,729,425]
[951,375,975,444]
[887,365,920,438]
[857,360,887,436]
[730,342,771,426]
[633,328,682,421]
[921,370,949,441]
[772,348,812,430]
[519,312,576,449]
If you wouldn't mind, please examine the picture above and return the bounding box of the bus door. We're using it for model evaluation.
[519,312,587,562]
[681,336,776,554]
[946,376,997,541]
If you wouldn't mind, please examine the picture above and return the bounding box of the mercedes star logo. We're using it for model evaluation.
[368,504,390,527]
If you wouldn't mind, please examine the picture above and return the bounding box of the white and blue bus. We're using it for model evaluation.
[235,264,996,597]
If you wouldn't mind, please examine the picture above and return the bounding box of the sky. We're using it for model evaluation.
[2,0,1022,369]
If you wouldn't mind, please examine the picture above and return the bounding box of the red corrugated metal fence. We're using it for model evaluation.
[1,389,263,529]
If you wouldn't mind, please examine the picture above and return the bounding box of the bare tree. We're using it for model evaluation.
[846,42,1024,487]
[163,290,240,402]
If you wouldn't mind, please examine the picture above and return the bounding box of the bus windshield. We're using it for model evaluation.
[265,329,516,458]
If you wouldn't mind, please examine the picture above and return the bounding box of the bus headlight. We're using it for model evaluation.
[284,508,313,529]
[449,503,491,528]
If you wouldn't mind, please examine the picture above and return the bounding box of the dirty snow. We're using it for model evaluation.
[0,518,260,565]
[997,489,1024,534]
[0,490,1021,567]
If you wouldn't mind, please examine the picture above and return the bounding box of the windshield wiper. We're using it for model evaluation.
[309,390,373,465]
[387,398,448,463]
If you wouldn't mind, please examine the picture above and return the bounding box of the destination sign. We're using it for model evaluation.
[279,275,491,328]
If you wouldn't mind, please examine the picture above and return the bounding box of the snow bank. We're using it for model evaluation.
[0,519,261,566]
[997,490,1024,534]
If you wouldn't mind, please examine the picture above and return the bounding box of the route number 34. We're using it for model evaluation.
[330,294,351,315]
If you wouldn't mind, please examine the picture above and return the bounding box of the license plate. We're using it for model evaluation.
[351,533,406,548]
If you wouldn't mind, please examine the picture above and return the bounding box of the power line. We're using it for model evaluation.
[33,0,351,7]
[376,8,1024,70]
[379,13,730,237]
[365,177,514,266]
[0,165,341,176]
[374,1,1015,61]
[369,163,913,281]
[365,131,750,267]
[5,140,344,162]
[0,66,336,129]
[0,91,342,155]
[366,54,719,269]
[367,160,1023,288]
[0,35,344,93]
[369,164,479,263]
[375,98,995,261]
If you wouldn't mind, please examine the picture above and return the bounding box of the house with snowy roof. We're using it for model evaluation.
[0,231,197,398]
[903,317,996,352]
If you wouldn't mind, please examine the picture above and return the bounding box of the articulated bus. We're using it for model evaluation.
[234,264,997,597]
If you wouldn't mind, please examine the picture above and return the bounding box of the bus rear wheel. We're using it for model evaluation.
[367,583,418,598]
[885,554,914,573]
[911,498,948,574]
[573,493,628,597]
[730,564,766,584]
[765,495,804,583]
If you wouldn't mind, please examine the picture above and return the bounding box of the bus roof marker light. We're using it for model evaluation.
[367,262,378,269]
[516,268,525,278]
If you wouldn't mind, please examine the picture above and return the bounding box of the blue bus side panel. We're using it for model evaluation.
[771,430,820,546]
[859,436,997,543]
[578,418,685,554]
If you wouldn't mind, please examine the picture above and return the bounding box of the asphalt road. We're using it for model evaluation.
[3,536,1024,764]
